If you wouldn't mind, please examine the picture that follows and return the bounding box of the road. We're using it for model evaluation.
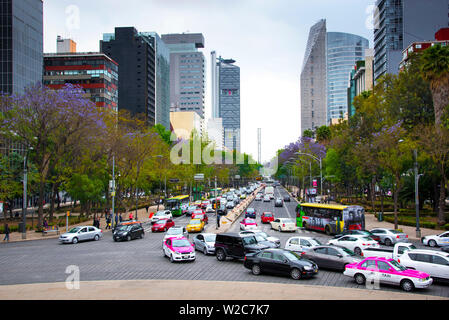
[0,186,448,298]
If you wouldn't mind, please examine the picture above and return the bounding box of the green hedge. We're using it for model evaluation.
[0,224,33,234]
[382,215,437,229]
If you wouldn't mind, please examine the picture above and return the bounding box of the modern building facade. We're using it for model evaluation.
[170,111,203,140]
[43,52,118,111]
[300,19,327,133]
[100,27,170,129]
[56,36,76,54]
[161,33,205,119]
[373,0,449,81]
[206,117,224,150]
[0,0,43,95]
[327,32,369,123]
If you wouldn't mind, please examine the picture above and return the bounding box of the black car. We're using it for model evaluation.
[283,196,290,202]
[244,248,318,280]
[217,205,228,216]
[113,223,144,241]
[214,233,270,261]
[274,198,283,207]
[245,208,256,219]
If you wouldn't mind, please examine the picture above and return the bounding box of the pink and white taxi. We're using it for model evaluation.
[240,218,258,231]
[344,257,432,292]
[162,236,196,263]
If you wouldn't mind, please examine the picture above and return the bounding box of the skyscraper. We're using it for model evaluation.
[0,0,43,94]
[161,33,205,119]
[373,0,449,81]
[300,19,327,133]
[327,32,369,123]
[100,27,170,129]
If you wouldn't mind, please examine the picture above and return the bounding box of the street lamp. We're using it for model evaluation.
[295,152,322,196]
[22,146,33,239]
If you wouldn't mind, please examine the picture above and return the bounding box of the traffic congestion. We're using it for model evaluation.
[52,181,449,295]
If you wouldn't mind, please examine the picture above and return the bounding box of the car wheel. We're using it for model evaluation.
[94,234,99,241]
[290,268,302,280]
[113,237,117,242]
[303,222,307,230]
[278,226,282,232]
[72,237,78,244]
[354,247,362,256]
[216,249,226,261]
[429,240,437,247]
[127,235,132,241]
[354,273,366,285]
[252,264,261,276]
[170,254,175,263]
[401,279,414,292]
[203,247,208,255]
[384,238,392,246]
[325,226,331,236]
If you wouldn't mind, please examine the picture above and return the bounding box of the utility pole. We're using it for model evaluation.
[22,150,29,239]
[414,149,421,238]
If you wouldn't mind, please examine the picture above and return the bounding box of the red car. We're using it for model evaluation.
[193,209,205,216]
[201,200,210,209]
[192,212,208,224]
[152,218,175,232]
[261,212,275,224]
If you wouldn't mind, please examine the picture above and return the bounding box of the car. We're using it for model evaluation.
[180,204,189,214]
[302,245,364,271]
[442,246,449,253]
[192,212,208,224]
[285,236,323,253]
[164,226,188,241]
[421,231,449,248]
[283,195,290,202]
[59,226,103,244]
[194,200,202,208]
[192,209,205,216]
[343,257,432,292]
[263,195,271,202]
[112,220,141,232]
[240,230,281,248]
[151,210,172,223]
[186,206,198,216]
[362,242,416,259]
[186,219,205,233]
[226,202,235,209]
[245,208,256,219]
[260,212,274,224]
[214,233,271,261]
[398,249,449,282]
[333,230,381,242]
[193,233,217,255]
[113,223,144,241]
[328,235,380,256]
[244,248,319,280]
[151,218,175,232]
[240,194,247,199]
[162,236,195,263]
[369,228,409,246]
[274,198,283,207]
[270,218,297,232]
[255,194,262,201]
[205,205,215,213]
[201,200,210,209]
[240,218,258,231]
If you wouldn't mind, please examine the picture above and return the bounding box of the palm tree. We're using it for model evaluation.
[420,44,449,130]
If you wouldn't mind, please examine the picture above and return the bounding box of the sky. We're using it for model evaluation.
[43,0,375,163]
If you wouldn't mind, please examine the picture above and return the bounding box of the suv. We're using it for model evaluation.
[214,233,270,261]
[245,208,256,219]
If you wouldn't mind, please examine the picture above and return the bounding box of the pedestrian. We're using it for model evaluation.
[119,214,123,222]
[93,216,97,227]
[43,218,48,230]
[129,212,133,220]
[115,213,119,226]
[216,212,220,229]
[106,214,111,229]
[145,204,149,213]
[3,223,10,242]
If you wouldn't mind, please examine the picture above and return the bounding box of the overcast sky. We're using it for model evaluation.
[44,0,375,162]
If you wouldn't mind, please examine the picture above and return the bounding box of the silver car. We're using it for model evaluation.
[59,226,103,244]
[193,233,217,255]
[369,228,409,246]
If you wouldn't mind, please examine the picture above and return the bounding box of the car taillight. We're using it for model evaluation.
[397,259,400,263]
[244,256,247,261]
[406,235,408,238]
[283,224,285,227]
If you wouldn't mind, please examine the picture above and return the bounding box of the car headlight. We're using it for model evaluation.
[303,266,313,271]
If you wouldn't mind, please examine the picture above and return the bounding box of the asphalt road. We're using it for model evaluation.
[0,186,448,298]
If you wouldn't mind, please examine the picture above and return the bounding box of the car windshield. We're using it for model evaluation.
[247,209,255,213]
[340,247,356,256]
[255,235,266,242]
[282,219,294,224]
[309,238,322,246]
[245,219,256,224]
[258,232,269,238]
[167,228,182,235]
[195,215,204,219]
[204,234,216,242]
[284,251,301,261]
[242,236,257,245]
[264,213,273,217]
[117,225,131,231]
[361,236,374,241]
[190,220,201,225]
[155,219,167,225]
[389,229,402,234]
[172,239,191,247]
[188,206,197,210]
[156,211,167,216]
[68,227,82,233]
[389,260,407,271]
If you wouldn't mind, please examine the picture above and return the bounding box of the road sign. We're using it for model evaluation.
[194,174,204,181]
[313,179,317,187]
[235,175,240,179]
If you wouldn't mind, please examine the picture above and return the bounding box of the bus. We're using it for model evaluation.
[165,195,190,216]
[295,203,365,235]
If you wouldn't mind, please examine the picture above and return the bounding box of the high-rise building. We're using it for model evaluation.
[56,36,76,54]
[327,32,369,123]
[161,33,205,119]
[215,56,241,153]
[0,0,43,95]
[373,0,449,81]
[300,19,327,133]
[100,27,171,129]
[43,51,118,111]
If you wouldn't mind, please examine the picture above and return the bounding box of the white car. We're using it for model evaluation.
[205,205,215,213]
[240,230,281,247]
[421,231,449,248]
[398,249,449,281]
[328,235,379,256]
[163,226,188,241]
[285,236,323,253]
[59,226,102,244]
[263,195,271,202]
[270,218,297,232]
[151,210,172,223]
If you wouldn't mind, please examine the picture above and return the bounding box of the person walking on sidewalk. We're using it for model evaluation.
[105,213,111,230]
[216,213,220,230]
[129,212,133,221]
[3,223,10,242]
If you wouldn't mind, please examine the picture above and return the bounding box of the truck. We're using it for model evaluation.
[264,186,274,199]
[362,242,416,260]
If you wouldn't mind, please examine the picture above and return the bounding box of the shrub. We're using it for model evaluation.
[444,224,449,231]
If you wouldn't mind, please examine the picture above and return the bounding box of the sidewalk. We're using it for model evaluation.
[1,205,162,243]
[0,280,444,300]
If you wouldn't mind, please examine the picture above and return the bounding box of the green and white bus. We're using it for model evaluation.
[165,195,190,216]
